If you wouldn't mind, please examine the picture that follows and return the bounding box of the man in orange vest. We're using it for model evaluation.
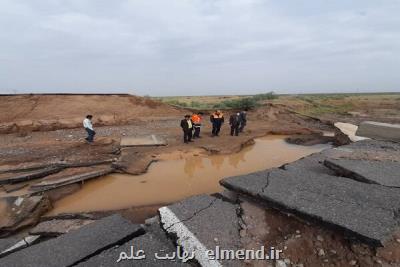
[191,112,203,139]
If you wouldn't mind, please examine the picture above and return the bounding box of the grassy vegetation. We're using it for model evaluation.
[156,92,278,110]
[154,92,400,119]
[274,93,400,117]
[295,95,355,116]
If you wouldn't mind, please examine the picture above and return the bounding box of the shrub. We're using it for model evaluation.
[165,100,188,107]
[214,97,259,110]
[253,91,277,101]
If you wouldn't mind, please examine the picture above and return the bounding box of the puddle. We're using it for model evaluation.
[49,136,329,214]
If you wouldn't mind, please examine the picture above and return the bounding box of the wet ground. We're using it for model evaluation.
[50,136,329,214]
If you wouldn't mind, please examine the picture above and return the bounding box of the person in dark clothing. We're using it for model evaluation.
[210,110,224,136]
[239,110,247,132]
[229,113,241,136]
[180,115,194,143]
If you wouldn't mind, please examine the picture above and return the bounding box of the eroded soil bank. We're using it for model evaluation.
[49,136,329,214]
[0,94,339,238]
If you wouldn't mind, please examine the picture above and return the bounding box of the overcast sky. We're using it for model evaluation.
[0,0,399,96]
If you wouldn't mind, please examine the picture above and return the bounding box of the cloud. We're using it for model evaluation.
[0,0,399,95]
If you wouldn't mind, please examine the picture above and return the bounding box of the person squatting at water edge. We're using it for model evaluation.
[83,114,95,143]
[180,114,194,143]
[210,110,224,137]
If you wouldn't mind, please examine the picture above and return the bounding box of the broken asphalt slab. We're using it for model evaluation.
[159,194,243,267]
[29,166,113,192]
[356,121,400,142]
[0,166,63,185]
[0,160,115,179]
[345,139,400,152]
[221,168,400,246]
[324,158,400,187]
[29,219,95,237]
[120,135,167,147]
[0,214,144,267]
[282,152,337,176]
[0,195,50,236]
[283,139,400,176]
[77,221,188,267]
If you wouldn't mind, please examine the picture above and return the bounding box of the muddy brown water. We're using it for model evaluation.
[49,136,329,215]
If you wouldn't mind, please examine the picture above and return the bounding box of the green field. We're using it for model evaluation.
[154,92,400,118]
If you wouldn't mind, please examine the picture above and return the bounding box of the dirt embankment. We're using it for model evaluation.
[0,94,339,237]
[0,94,182,134]
[0,97,338,174]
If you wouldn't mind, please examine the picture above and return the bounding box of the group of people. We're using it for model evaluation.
[180,110,247,144]
[83,110,248,145]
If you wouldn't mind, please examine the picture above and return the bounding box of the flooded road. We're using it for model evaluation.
[50,136,329,214]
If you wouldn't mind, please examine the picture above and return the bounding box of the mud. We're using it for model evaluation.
[260,203,400,267]
[49,136,329,214]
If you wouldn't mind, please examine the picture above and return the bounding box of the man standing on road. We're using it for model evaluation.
[239,110,247,132]
[191,112,203,139]
[210,110,224,137]
[229,112,241,136]
[180,115,194,143]
[83,115,95,143]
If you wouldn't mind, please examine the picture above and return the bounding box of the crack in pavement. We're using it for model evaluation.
[260,172,271,193]
[255,169,399,213]
[163,198,218,232]
[68,229,145,267]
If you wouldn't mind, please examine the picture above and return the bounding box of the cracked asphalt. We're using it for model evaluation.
[1,139,400,266]
[221,140,400,246]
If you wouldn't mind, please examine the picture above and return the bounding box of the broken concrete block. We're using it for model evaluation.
[0,214,144,267]
[0,196,50,236]
[221,168,400,246]
[159,194,242,267]
[29,219,95,237]
[77,222,188,266]
[30,166,113,192]
[356,121,400,142]
[324,159,400,187]
[0,166,62,185]
[120,135,167,147]
[334,122,369,142]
